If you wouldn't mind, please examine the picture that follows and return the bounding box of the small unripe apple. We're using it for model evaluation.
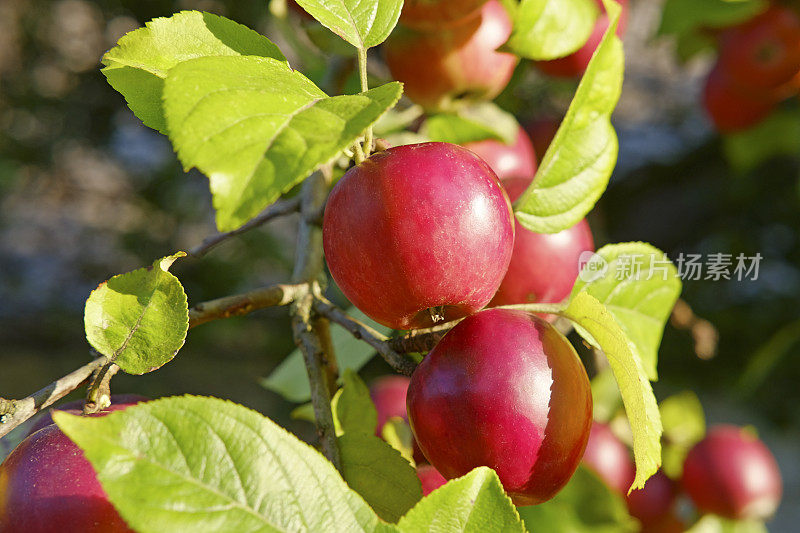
[537,0,628,78]
[27,394,148,436]
[416,464,448,496]
[682,425,782,520]
[489,176,594,307]
[323,142,515,330]
[407,308,592,505]
[400,0,487,30]
[384,1,517,111]
[463,126,537,181]
[703,63,776,133]
[581,422,635,494]
[718,5,800,91]
[0,422,133,532]
[626,471,677,526]
[369,376,410,433]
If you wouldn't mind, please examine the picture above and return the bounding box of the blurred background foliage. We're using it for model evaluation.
[0,0,798,528]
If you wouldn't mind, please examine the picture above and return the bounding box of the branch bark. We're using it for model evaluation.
[290,172,341,471]
[188,283,307,328]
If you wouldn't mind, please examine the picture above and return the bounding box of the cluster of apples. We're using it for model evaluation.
[703,3,800,133]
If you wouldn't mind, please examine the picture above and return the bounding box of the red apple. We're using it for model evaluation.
[640,513,686,533]
[417,464,448,496]
[581,422,635,494]
[323,142,515,330]
[718,5,800,91]
[407,308,592,505]
[0,422,133,532]
[682,425,782,520]
[370,376,410,433]
[384,1,517,111]
[703,63,776,133]
[626,471,677,526]
[489,176,594,307]
[400,0,487,30]
[27,394,148,437]
[463,126,537,180]
[537,0,628,78]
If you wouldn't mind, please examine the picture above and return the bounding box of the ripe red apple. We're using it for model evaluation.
[323,142,515,330]
[400,0,487,30]
[370,376,410,433]
[463,126,537,181]
[407,308,592,505]
[718,5,800,91]
[626,471,677,526]
[417,464,447,496]
[682,425,782,520]
[537,0,628,78]
[489,176,594,307]
[27,394,148,436]
[581,422,635,494]
[0,422,133,532]
[384,1,517,111]
[703,63,776,133]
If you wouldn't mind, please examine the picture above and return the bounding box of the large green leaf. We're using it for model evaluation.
[163,55,402,230]
[262,307,392,403]
[333,369,378,436]
[84,253,188,375]
[572,243,682,380]
[423,102,519,145]
[562,292,662,491]
[339,433,422,523]
[294,0,403,50]
[517,466,637,533]
[506,0,599,60]
[397,467,526,532]
[102,11,287,132]
[514,0,624,233]
[54,396,388,533]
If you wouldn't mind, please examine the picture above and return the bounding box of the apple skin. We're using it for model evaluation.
[703,63,776,133]
[407,308,592,505]
[626,471,677,526]
[369,376,410,433]
[416,464,448,496]
[489,176,594,308]
[463,126,537,181]
[323,142,515,330]
[682,425,782,520]
[537,0,628,78]
[0,423,133,532]
[718,5,800,91]
[581,422,635,495]
[26,394,149,437]
[400,0,487,30]
[384,1,517,111]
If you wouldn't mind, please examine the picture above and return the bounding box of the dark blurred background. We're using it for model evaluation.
[0,0,798,529]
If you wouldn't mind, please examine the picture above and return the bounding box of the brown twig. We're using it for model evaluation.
[313,297,418,376]
[83,362,120,415]
[0,356,109,438]
[188,283,308,328]
[188,196,300,258]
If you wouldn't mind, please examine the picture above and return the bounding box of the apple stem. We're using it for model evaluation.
[357,47,373,159]
[83,362,120,414]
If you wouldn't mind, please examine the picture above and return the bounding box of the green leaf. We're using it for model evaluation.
[102,11,287,132]
[294,0,403,50]
[339,432,422,523]
[84,253,188,375]
[738,318,800,396]
[572,242,682,380]
[591,367,623,423]
[660,391,705,478]
[562,292,662,491]
[163,55,402,231]
[506,0,599,60]
[687,514,767,533]
[514,0,624,233]
[423,102,519,145]
[262,307,392,403]
[54,396,387,533]
[723,108,800,173]
[398,467,525,532]
[381,418,416,463]
[658,0,766,37]
[333,369,378,436]
[517,466,637,533]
